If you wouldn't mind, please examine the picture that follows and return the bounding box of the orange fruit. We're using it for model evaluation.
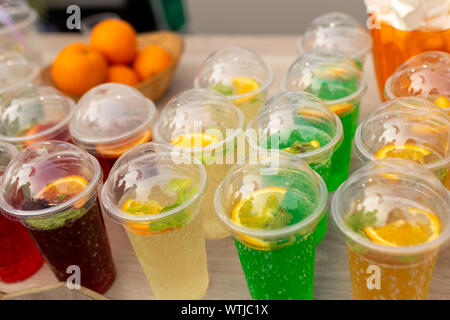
[133,44,174,81]
[23,123,55,147]
[90,19,137,64]
[51,43,108,96]
[364,208,440,247]
[375,144,431,164]
[107,64,140,86]
[33,175,88,205]
[96,130,152,158]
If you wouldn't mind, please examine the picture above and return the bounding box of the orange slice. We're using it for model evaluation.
[33,175,88,205]
[434,96,449,109]
[375,144,431,164]
[231,76,260,105]
[329,102,353,115]
[122,198,163,235]
[364,208,440,247]
[96,130,152,158]
[170,132,220,148]
[24,123,55,147]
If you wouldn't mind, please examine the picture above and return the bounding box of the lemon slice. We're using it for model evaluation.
[364,207,440,247]
[122,199,163,235]
[329,102,353,115]
[231,187,287,250]
[170,132,220,148]
[231,76,260,105]
[375,144,431,164]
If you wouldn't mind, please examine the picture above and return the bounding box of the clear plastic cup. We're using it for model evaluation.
[0,1,41,65]
[69,83,158,180]
[0,141,43,283]
[0,50,38,97]
[214,151,327,300]
[0,84,74,149]
[154,88,244,239]
[365,0,450,98]
[297,12,372,71]
[331,159,450,300]
[384,51,450,115]
[246,90,342,243]
[0,141,116,293]
[194,46,273,124]
[354,97,450,190]
[101,142,209,300]
[281,49,366,191]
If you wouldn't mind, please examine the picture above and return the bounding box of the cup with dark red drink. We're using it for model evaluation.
[69,83,158,181]
[0,85,74,149]
[0,141,43,283]
[0,141,116,293]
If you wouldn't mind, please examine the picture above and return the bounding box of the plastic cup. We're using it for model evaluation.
[365,1,450,98]
[101,142,209,300]
[0,141,116,293]
[154,88,244,239]
[354,97,450,190]
[0,1,41,65]
[0,50,38,98]
[297,12,372,71]
[331,159,450,300]
[194,46,273,124]
[247,91,342,243]
[69,83,158,181]
[214,151,328,300]
[281,49,366,191]
[0,141,43,283]
[0,85,74,149]
[384,51,450,115]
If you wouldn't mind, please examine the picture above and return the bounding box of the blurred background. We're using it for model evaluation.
[28,0,367,33]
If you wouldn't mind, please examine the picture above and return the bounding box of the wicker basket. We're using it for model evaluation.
[40,31,184,102]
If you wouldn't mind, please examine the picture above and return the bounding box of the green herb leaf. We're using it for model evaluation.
[213,83,233,96]
[57,194,67,202]
[26,208,87,230]
[164,178,192,193]
[345,209,378,236]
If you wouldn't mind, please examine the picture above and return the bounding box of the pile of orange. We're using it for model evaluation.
[51,18,174,96]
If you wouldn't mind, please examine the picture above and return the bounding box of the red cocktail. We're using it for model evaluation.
[0,141,116,293]
[0,142,43,283]
[69,84,157,181]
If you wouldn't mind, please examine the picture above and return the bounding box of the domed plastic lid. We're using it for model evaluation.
[282,50,364,104]
[69,84,158,152]
[0,85,74,146]
[0,141,101,220]
[298,12,372,61]
[0,0,37,27]
[385,51,450,108]
[0,51,37,95]
[194,47,273,100]
[0,141,17,179]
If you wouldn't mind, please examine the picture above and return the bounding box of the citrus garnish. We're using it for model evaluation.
[329,102,353,115]
[33,175,88,205]
[375,144,431,164]
[434,96,449,109]
[282,139,320,154]
[231,76,260,105]
[231,187,291,250]
[364,207,440,247]
[96,130,152,158]
[24,123,55,147]
[170,132,220,148]
[122,199,163,215]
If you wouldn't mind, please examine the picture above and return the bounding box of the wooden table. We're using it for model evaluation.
[1,34,449,300]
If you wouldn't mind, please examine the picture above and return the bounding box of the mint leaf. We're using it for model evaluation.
[282,141,318,154]
[164,178,192,193]
[26,208,87,230]
[213,83,233,96]
[345,209,378,236]
[263,209,292,230]
[57,194,67,202]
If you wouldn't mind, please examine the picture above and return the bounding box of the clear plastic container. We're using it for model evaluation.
[101,142,209,300]
[214,150,327,299]
[281,49,366,191]
[0,141,116,293]
[69,83,158,180]
[194,46,273,124]
[0,50,38,97]
[0,85,74,149]
[154,88,244,239]
[354,97,450,190]
[384,51,450,114]
[0,0,41,65]
[331,159,450,300]
[247,91,341,243]
[297,12,372,70]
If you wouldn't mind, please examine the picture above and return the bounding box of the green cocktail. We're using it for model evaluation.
[281,50,365,191]
[246,91,342,244]
[214,151,328,299]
